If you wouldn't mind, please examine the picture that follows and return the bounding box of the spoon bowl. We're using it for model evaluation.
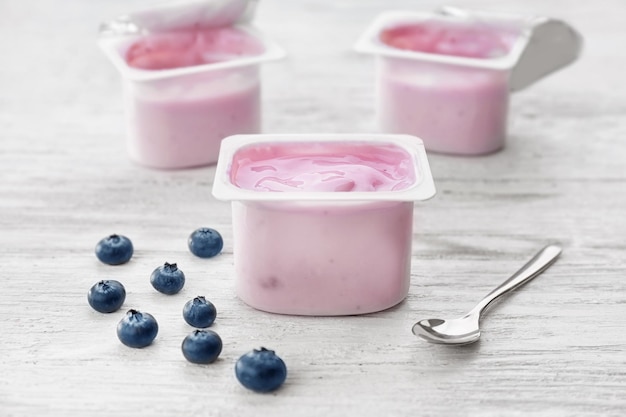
[413,244,562,345]
[413,316,481,345]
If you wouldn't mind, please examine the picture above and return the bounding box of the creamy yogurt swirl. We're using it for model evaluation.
[230,142,416,192]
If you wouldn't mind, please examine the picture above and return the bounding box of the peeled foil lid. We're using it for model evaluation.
[99,0,258,36]
[508,17,583,91]
[438,6,583,92]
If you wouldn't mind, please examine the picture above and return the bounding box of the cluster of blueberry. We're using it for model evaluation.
[87,229,287,393]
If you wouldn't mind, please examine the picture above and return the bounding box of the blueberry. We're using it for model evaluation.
[87,280,126,313]
[116,309,158,348]
[181,330,223,364]
[235,347,287,393]
[150,262,185,295]
[182,296,217,328]
[188,227,223,258]
[95,234,133,265]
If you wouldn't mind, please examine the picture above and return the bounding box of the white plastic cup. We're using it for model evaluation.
[355,9,582,155]
[99,3,284,169]
[377,57,511,155]
[212,134,436,315]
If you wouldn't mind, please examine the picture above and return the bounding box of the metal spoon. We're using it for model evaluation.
[412,244,562,345]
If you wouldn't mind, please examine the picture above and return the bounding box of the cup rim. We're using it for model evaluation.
[212,133,437,203]
[353,9,532,70]
[98,24,285,82]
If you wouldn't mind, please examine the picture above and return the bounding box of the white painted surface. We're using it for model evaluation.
[1,1,624,416]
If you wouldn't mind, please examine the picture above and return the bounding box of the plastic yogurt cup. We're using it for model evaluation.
[99,0,284,169]
[355,7,582,155]
[212,134,436,315]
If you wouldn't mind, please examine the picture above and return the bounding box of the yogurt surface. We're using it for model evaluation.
[126,26,265,70]
[380,21,518,59]
[230,142,417,192]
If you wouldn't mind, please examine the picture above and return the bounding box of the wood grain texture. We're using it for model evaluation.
[1,0,625,416]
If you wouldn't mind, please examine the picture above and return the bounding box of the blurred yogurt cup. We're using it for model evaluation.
[355,7,582,155]
[212,134,436,316]
[99,0,284,169]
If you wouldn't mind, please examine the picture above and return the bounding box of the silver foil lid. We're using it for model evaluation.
[100,0,258,36]
[438,6,583,92]
[509,17,583,91]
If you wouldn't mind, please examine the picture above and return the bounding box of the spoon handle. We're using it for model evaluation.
[470,244,562,316]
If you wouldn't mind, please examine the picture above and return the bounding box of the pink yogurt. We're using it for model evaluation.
[212,134,436,316]
[356,16,523,155]
[378,58,510,155]
[125,70,260,169]
[376,22,517,155]
[230,142,416,192]
[357,10,583,155]
[121,27,263,168]
[116,27,268,169]
[126,27,265,70]
[379,22,516,59]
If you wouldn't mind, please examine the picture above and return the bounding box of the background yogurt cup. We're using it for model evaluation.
[355,8,582,156]
[212,134,436,316]
[99,0,284,169]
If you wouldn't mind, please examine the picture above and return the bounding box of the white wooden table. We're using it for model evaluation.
[1,0,625,416]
